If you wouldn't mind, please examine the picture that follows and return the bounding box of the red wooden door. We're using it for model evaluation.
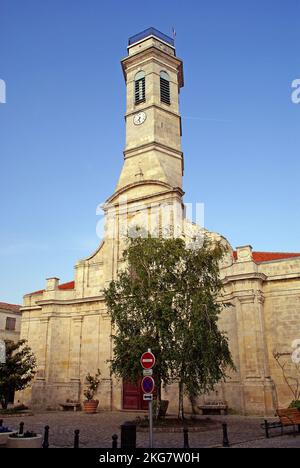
[123,380,148,410]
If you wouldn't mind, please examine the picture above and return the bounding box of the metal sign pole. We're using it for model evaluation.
[141,348,155,449]
[149,399,153,448]
[148,348,153,448]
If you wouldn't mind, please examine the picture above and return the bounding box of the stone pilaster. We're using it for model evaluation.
[36,317,50,381]
[236,292,275,415]
[69,316,83,401]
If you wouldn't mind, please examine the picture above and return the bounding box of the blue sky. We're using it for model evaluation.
[0,0,299,304]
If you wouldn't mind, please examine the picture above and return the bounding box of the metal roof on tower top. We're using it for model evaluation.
[128,28,175,47]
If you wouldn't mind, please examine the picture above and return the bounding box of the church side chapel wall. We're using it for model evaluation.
[20,297,115,409]
[263,277,300,408]
[19,252,300,415]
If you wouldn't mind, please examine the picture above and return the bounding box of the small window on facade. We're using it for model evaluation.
[160,71,171,105]
[135,71,146,105]
[5,317,16,331]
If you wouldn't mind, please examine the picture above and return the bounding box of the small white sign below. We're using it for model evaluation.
[143,394,153,402]
[143,369,153,376]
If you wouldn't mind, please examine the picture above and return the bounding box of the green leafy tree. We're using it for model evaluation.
[105,233,235,419]
[105,236,184,404]
[169,243,235,419]
[0,340,37,409]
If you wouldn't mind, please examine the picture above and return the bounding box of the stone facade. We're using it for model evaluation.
[0,302,22,342]
[19,29,300,415]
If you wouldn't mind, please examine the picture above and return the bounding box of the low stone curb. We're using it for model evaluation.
[137,425,219,433]
[0,412,34,418]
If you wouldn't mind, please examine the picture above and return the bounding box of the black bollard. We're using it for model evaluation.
[0,419,3,427]
[74,429,80,448]
[264,420,269,439]
[43,425,50,449]
[19,421,24,435]
[183,427,189,449]
[222,423,230,448]
[112,434,118,449]
[121,422,136,449]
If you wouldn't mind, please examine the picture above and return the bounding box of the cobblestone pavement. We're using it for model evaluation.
[2,412,300,448]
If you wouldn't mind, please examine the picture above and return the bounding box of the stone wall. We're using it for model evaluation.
[19,250,300,415]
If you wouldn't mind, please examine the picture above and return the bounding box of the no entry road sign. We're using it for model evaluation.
[141,376,155,395]
[140,351,155,370]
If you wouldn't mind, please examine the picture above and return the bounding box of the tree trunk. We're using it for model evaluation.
[189,395,198,415]
[178,380,185,420]
[1,399,8,410]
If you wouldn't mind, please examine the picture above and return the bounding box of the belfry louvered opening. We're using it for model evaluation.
[160,71,171,105]
[135,71,146,105]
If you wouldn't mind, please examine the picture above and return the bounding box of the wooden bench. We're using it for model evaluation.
[59,402,81,412]
[198,402,228,416]
[262,408,300,438]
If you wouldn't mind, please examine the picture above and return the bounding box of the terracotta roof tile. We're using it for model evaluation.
[30,281,75,296]
[0,302,22,313]
[58,281,75,291]
[253,252,300,263]
[233,251,300,263]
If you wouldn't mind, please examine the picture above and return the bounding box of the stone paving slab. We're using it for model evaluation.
[1,412,299,448]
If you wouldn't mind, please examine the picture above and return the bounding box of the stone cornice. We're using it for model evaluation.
[232,290,264,304]
[264,272,300,282]
[40,317,50,324]
[264,289,300,298]
[121,47,183,87]
[72,316,84,323]
[125,104,181,121]
[20,305,42,312]
[124,140,183,160]
[104,181,184,208]
[20,311,110,322]
[35,295,105,307]
[122,49,182,71]
[237,295,256,305]
[223,272,267,285]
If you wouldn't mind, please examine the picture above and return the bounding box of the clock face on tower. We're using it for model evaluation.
[133,111,147,126]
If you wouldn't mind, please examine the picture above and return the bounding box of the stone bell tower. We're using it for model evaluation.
[118,27,184,192]
[103,28,185,242]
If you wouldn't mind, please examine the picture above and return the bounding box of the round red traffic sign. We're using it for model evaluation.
[141,376,155,394]
[140,351,156,370]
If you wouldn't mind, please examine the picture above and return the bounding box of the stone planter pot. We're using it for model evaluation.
[0,431,17,446]
[6,434,43,448]
[83,400,99,414]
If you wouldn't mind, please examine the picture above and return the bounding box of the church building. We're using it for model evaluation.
[19,28,300,415]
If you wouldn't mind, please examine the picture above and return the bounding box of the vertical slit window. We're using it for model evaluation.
[135,71,146,105]
[160,71,171,105]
